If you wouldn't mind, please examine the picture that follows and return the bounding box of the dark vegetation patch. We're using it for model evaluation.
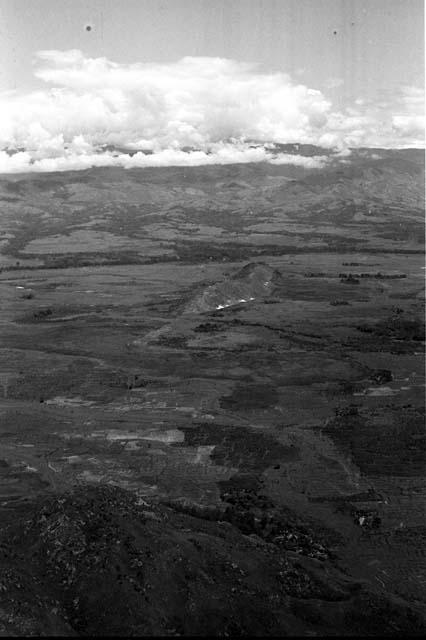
[145,293,194,316]
[173,239,389,265]
[391,525,426,547]
[121,374,153,390]
[0,407,70,439]
[304,271,329,277]
[20,290,34,299]
[220,383,279,410]
[342,262,381,266]
[155,335,188,349]
[218,477,342,559]
[309,488,383,504]
[6,362,137,402]
[344,317,425,353]
[1,217,46,257]
[18,305,109,323]
[173,422,336,561]
[340,274,360,284]
[27,250,155,269]
[6,360,97,402]
[339,272,407,279]
[324,405,426,476]
[193,322,223,333]
[305,271,407,280]
[356,317,425,342]
[31,307,53,320]
[334,369,393,396]
[369,369,393,384]
[332,380,365,396]
[180,422,298,471]
[175,240,298,263]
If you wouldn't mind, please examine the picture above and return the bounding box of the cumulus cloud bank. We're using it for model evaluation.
[0,50,423,173]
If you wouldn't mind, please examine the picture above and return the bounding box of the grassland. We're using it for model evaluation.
[0,148,424,635]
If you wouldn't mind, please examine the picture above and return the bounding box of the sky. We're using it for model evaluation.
[0,0,424,172]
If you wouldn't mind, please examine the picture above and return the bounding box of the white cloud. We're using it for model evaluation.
[0,51,423,173]
[325,77,344,89]
[0,145,329,173]
[389,86,425,145]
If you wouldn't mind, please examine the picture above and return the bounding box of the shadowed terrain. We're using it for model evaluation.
[0,148,424,636]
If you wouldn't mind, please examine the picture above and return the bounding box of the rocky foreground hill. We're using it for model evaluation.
[1,485,425,636]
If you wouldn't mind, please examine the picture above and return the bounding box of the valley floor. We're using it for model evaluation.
[0,157,424,635]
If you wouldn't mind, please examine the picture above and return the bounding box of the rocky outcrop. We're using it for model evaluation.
[184,262,283,314]
[1,486,425,637]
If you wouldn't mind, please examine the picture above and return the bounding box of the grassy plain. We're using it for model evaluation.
[0,148,424,635]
